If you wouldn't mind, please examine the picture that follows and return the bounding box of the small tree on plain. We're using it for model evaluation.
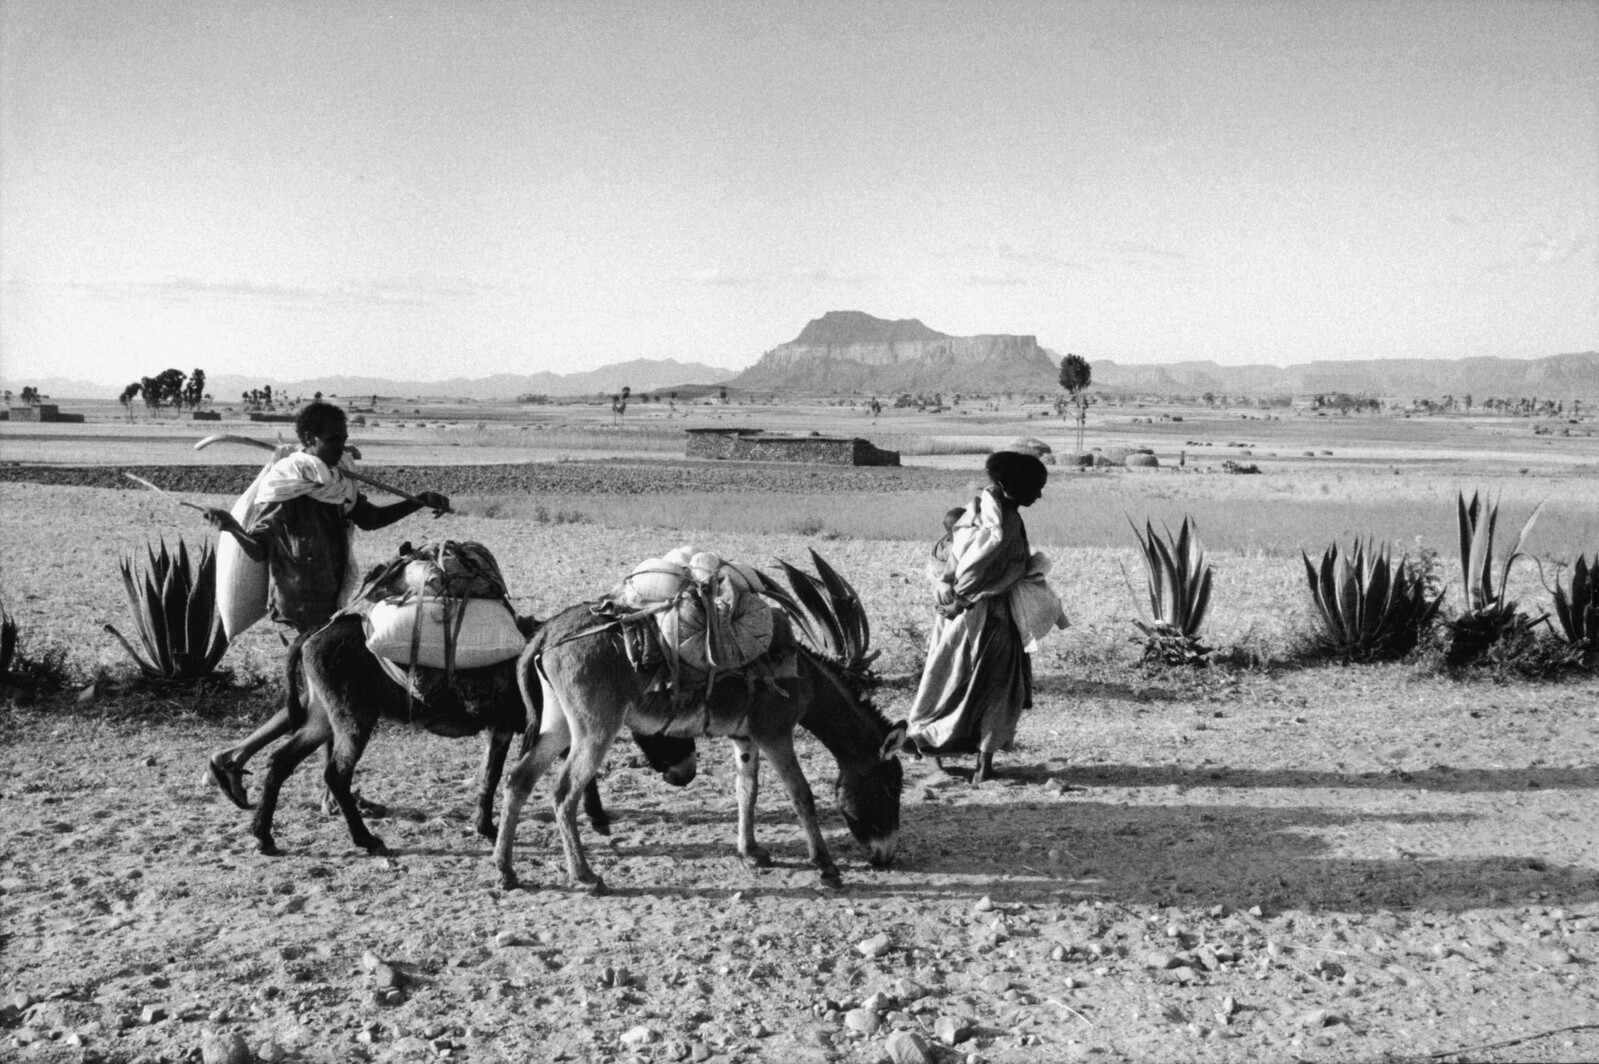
[1057,353,1092,453]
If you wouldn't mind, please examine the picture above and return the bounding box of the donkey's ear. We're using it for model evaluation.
[880,721,909,760]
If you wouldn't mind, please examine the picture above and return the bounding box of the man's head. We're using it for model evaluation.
[943,506,967,535]
[296,401,349,466]
[985,450,1047,507]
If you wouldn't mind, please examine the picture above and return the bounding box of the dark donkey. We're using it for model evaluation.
[243,615,694,857]
[494,552,905,893]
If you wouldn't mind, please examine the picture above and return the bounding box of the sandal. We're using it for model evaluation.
[208,755,254,810]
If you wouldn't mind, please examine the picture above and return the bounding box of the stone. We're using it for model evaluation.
[1142,951,1180,970]
[371,962,404,989]
[893,978,928,1002]
[1300,1009,1344,1029]
[857,933,892,959]
[861,991,895,1014]
[494,931,531,948]
[885,1029,935,1064]
[140,1005,167,1025]
[980,973,1012,994]
[621,1025,658,1046]
[843,1008,882,1036]
[974,896,995,913]
[200,1030,252,1064]
[933,1015,972,1045]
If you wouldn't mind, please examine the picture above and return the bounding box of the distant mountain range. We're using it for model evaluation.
[1090,352,1599,401]
[730,312,1599,400]
[730,310,1061,394]
[6,318,1598,403]
[0,358,736,403]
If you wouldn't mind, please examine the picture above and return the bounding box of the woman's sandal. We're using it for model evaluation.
[208,755,253,810]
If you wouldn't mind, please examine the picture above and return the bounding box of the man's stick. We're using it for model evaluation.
[123,472,208,512]
[193,434,451,514]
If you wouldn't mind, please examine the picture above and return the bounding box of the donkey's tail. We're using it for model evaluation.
[515,651,543,758]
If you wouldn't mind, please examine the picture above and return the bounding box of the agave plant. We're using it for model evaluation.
[766,549,879,679]
[1302,540,1444,661]
[1445,490,1544,666]
[1129,516,1214,666]
[105,537,229,682]
[1548,554,1599,661]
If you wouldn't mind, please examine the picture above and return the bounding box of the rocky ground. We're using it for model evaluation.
[3,470,1598,1064]
[4,669,1598,1064]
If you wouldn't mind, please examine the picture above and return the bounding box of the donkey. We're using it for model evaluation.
[244,615,695,857]
[493,554,907,894]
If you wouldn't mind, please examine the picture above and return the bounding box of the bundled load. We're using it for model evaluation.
[1008,551,1071,653]
[611,546,776,673]
[354,540,526,674]
[215,442,297,639]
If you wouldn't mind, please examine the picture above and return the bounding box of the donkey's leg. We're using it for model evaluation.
[251,723,331,856]
[323,725,388,856]
[754,733,842,887]
[475,728,515,841]
[493,707,570,891]
[551,733,615,895]
[581,778,612,837]
[729,738,772,868]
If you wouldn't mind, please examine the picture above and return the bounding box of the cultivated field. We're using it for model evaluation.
[2,397,1598,1064]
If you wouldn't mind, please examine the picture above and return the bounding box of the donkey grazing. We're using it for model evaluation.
[493,554,906,893]
[243,615,695,857]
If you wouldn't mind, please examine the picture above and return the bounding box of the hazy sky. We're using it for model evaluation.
[2,0,1596,385]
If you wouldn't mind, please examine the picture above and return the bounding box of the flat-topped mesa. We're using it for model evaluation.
[736,311,1060,393]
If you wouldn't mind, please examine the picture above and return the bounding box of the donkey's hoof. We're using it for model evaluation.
[579,875,610,897]
[255,836,281,857]
[742,846,773,869]
[475,820,498,842]
[818,869,844,890]
[587,815,612,837]
[498,868,521,891]
[360,837,392,857]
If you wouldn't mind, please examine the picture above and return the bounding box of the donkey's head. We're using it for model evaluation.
[631,731,698,787]
[834,720,907,867]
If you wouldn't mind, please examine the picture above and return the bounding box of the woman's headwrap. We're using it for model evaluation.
[985,450,1048,500]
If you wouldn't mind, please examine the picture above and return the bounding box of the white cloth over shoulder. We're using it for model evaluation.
[255,451,359,508]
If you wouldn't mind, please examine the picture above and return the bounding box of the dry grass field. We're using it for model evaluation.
[2,398,1598,1064]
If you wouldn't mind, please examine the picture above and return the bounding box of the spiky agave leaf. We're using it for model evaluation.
[0,600,16,679]
[778,559,846,658]
[808,549,872,665]
[107,535,229,681]
[1449,491,1544,663]
[1129,516,1213,662]
[1551,555,1598,651]
[1303,540,1443,661]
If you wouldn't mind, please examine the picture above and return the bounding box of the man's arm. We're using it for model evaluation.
[349,492,450,531]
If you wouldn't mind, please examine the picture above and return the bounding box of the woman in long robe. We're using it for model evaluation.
[906,451,1047,783]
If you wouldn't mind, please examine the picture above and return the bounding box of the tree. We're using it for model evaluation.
[19,386,41,405]
[183,368,206,409]
[1057,353,1093,452]
[119,383,141,418]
